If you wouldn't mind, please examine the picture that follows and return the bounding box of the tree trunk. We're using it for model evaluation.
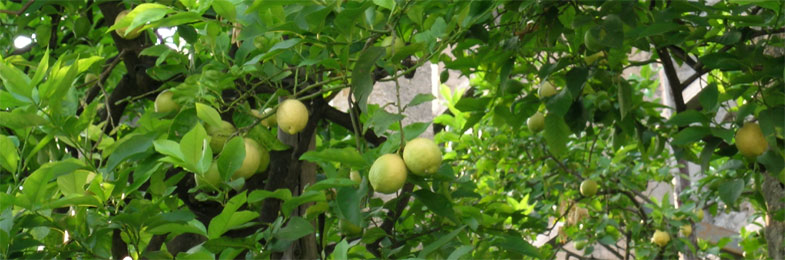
[762,172,785,260]
[272,97,320,260]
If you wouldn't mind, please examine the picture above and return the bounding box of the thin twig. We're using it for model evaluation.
[0,0,35,15]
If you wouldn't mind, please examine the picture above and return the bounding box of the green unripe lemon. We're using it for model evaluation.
[195,162,222,190]
[231,138,262,180]
[350,170,362,184]
[580,179,599,197]
[256,144,270,173]
[154,90,180,114]
[340,220,363,237]
[277,99,309,135]
[369,154,407,194]
[402,138,442,176]
[114,10,143,39]
[538,81,558,99]
[527,112,545,133]
[206,120,236,153]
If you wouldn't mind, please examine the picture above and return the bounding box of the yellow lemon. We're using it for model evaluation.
[277,99,309,135]
[735,122,768,157]
[369,154,407,194]
[403,138,442,176]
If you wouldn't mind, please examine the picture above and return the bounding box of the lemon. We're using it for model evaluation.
[369,154,407,194]
[114,10,143,39]
[350,170,362,184]
[403,138,442,176]
[195,162,222,190]
[538,81,558,99]
[231,138,262,180]
[680,224,692,237]
[735,122,768,157]
[651,230,670,247]
[527,112,545,133]
[277,99,309,135]
[154,90,180,114]
[206,120,235,153]
[580,179,599,197]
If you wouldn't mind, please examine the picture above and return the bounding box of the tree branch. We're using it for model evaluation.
[367,182,414,258]
[656,48,686,112]
[0,0,34,15]
[323,104,387,146]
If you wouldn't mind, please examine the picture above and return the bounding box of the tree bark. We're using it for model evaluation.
[762,172,785,260]
[657,47,698,260]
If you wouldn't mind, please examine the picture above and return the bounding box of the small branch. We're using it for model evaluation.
[599,242,626,260]
[0,0,34,15]
[367,183,414,257]
[656,48,686,112]
[323,105,386,146]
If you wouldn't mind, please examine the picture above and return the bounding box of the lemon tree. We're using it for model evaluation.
[0,1,782,259]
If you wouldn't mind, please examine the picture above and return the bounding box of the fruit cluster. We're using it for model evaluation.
[153,92,311,190]
[367,138,443,194]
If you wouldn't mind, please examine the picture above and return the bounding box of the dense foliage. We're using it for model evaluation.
[0,0,783,259]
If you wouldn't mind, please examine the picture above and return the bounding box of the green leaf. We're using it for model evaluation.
[281,190,325,218]
[248,125,290,151]
[19,159,85,210]
[195,103,223,128]
[671,126,709,146]
[498,234,541,258]
[30,49,50,86]
[758,150,784,178]
[544,114,570,158]
[631,22,680,38]
[618,79,633,119]
[666,110,710,126]
[262,39,303,60]
[372,0,395,10]
[600,15,623,48]
[208,191,251,239]
[0,135,18,173]
[176,251,214,260]
[217,137,245,181]
[413,190,458,223]
[0,110,47,129]
[336,186,362,225]
[699,83,719,112]
[46,194,102,208]
[300,147,367,169]
[565,67,588,98]
[125,3,173,34]
[352,46,385,112]
[545,89,573,117]
[447,245,473,260]
[304,178,358,192]
[455,97,491,112]
[331,239,349,260]
[0,59,32,102]
[153,139,184,162]
[718,179,744,207]
[56,170,92,196]
[103,134,155,174]
[275,216,314,241]
[365,108,404,136]
[248,189,292,204]
[407,93,435,108]
[212,0,236,21]
[180,124,212,174]
[418,226,466,258]
[148,222,207,236]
